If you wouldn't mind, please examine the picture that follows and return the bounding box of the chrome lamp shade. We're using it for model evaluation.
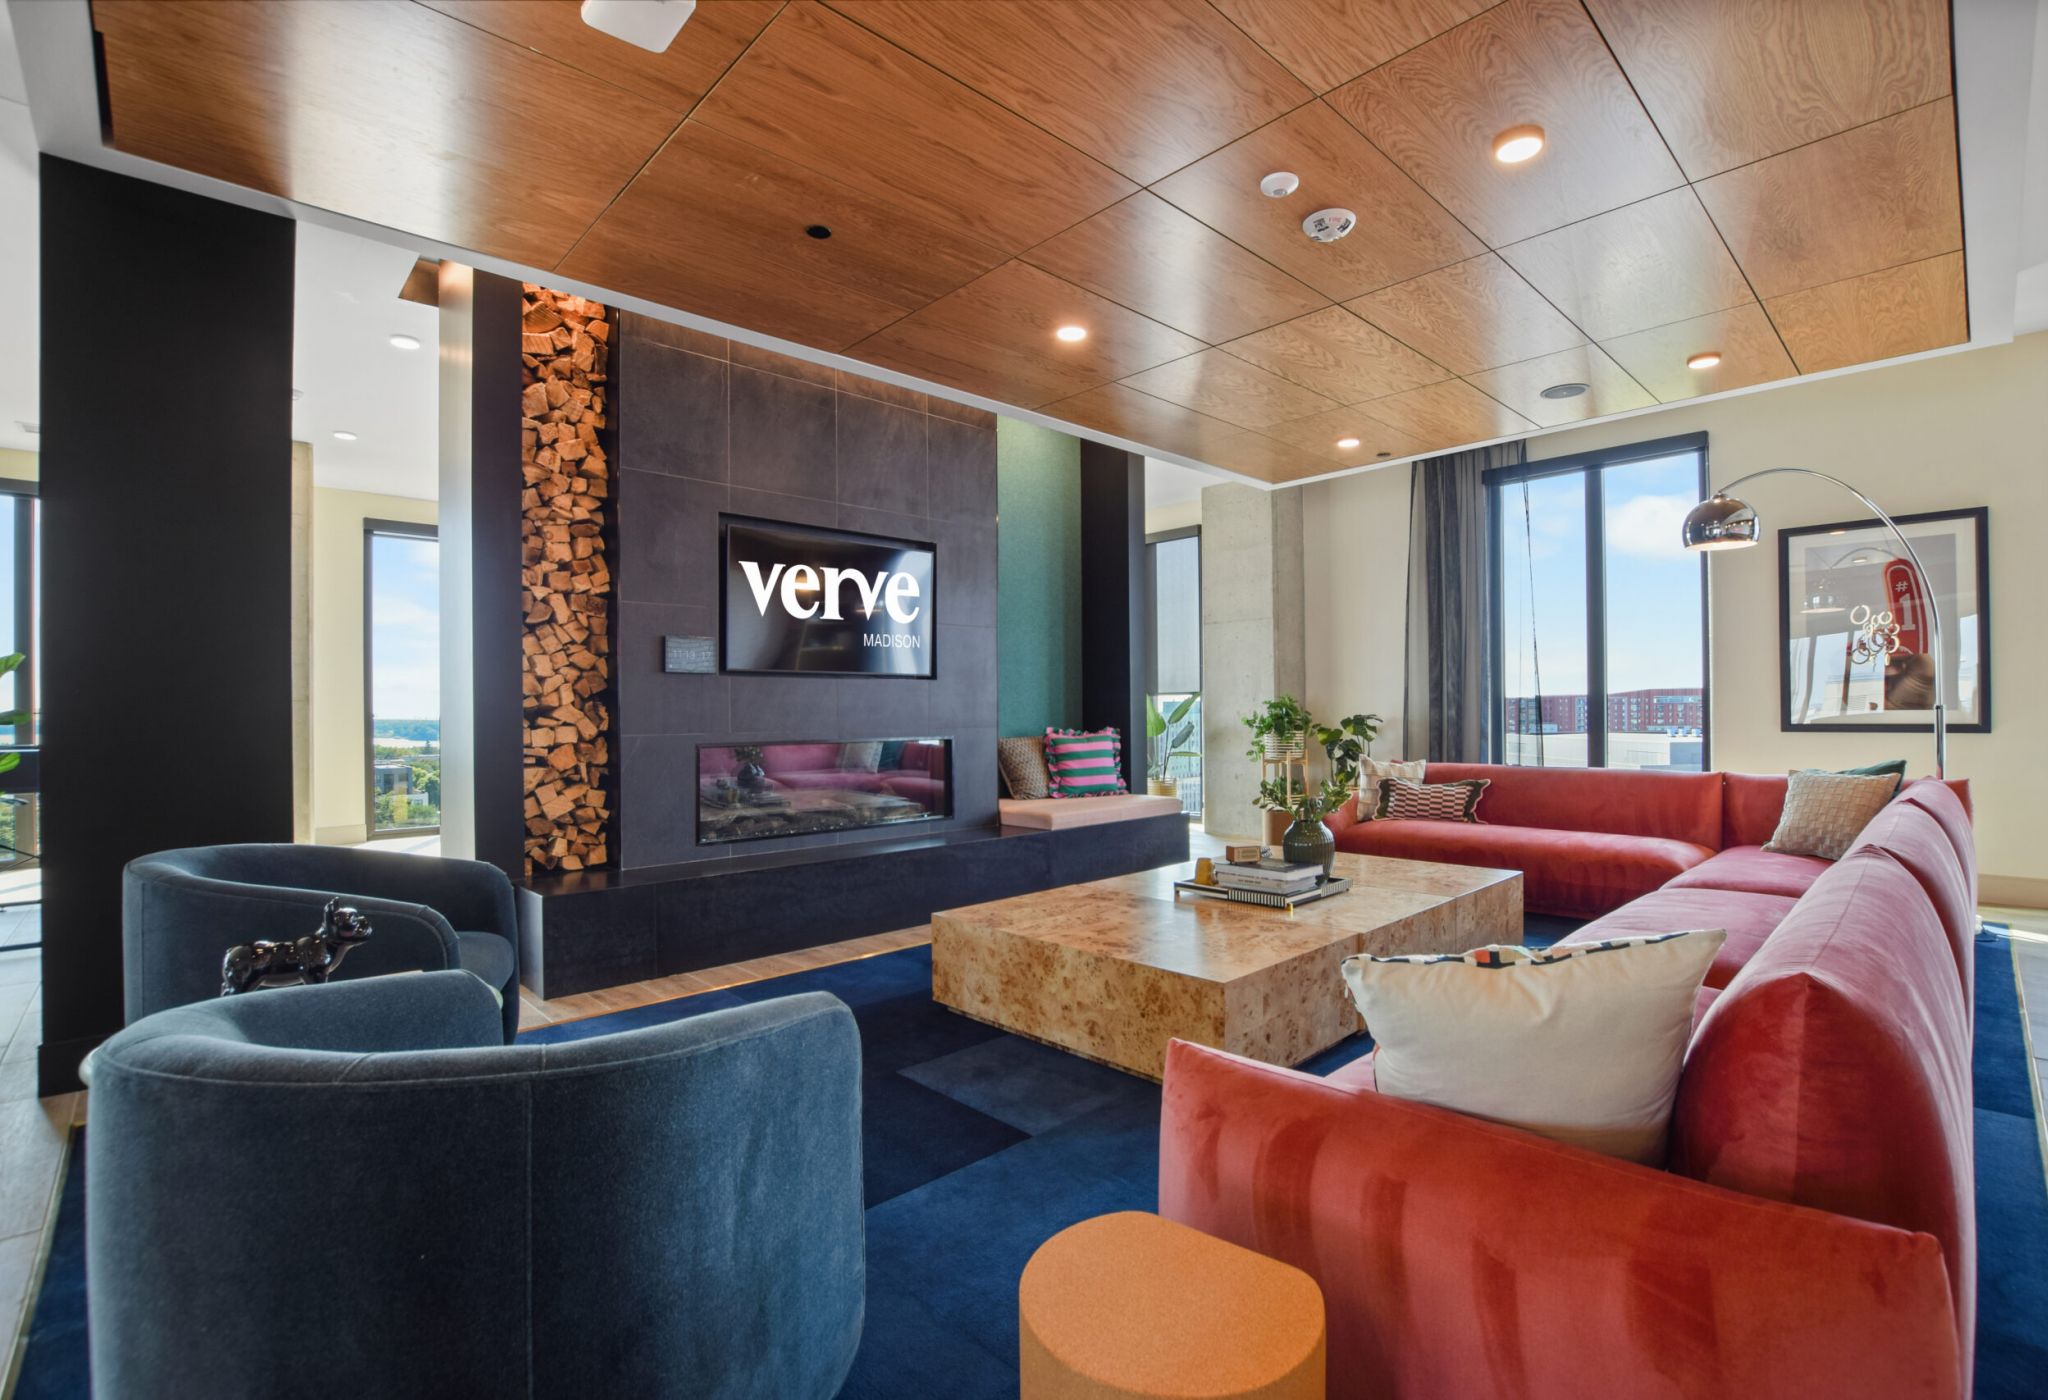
[1679,493,1761,551]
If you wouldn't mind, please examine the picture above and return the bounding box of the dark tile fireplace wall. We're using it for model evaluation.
[614,313,1000,868]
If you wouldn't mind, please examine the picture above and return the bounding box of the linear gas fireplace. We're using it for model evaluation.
[697,739,953,845]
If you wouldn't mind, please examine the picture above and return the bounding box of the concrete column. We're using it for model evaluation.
[1199,483,1305,838]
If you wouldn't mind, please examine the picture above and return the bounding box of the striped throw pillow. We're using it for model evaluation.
[1044,728,1128,798]
[1376,777,1487,822]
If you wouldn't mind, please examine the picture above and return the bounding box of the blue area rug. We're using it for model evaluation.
[15,928,2047,1398]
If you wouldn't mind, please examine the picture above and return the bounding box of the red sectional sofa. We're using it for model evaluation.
[1162,768,1978,1400]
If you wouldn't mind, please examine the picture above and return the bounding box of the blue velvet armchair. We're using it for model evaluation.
[122,842,524,1041]
[86,972,866,1399]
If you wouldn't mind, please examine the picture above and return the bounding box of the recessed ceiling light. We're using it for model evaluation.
[1335,436,1361,449]
[1493,124,1545,164]
[332,430,358,442]
[1055,325,1088,343]
[389,333,422,351]
[805,224,832,240]
[1539,382,1589,400]
[1685,351,1722,370]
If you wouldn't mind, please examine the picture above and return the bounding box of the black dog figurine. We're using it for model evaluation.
[220,897,375,997]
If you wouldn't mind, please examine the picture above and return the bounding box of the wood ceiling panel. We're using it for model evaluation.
[1356,378,1536,447]
[1151,102,1484,301]
[1044,384,1328,483]
[416,0,779,114]
[1120,349,1342,431]
[1220,307,1450,405]
[1499,188,1755,340]
[1348,254,1584,374]
[94,0,682,269]
[1465,345,1654,426]
[1021,193,1329,344]
[828,1,1308,185]
[1207,0,1496,93]
[1328,0,1684,247]
[559,121,1002,350]
[1764,253,1967,374]
[1598,303,1795,403]
[1584,0,1952,179]
[849,261,1204,408]
[1696,98,1961,301]
[1262,406,1428,468]
[690,2,1135,257]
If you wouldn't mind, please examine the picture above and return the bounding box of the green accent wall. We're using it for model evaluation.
[996,418,1082,739]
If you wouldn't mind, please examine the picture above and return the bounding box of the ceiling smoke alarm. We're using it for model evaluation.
[1540,382,1589,400]
[1301,207,1357,244]
[1260,171,1300,198]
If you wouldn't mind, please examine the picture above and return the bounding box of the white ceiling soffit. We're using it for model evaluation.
[6,0,2045,490]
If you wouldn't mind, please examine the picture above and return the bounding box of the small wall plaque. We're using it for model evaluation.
[663,635,717,674]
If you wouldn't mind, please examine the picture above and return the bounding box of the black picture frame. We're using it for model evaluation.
[1778,506,1990,735]
[718,514,938,679]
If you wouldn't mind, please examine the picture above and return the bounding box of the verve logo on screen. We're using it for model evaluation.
[738,559,924,631]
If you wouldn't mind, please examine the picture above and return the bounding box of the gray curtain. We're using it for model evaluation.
[1404,441,1523,761]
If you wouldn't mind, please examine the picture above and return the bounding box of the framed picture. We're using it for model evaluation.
[1779,507,1989,734]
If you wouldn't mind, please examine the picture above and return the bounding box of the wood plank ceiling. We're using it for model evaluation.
[91,0,1966,484]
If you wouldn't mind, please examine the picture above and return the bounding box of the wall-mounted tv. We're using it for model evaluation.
[721,516,936,677]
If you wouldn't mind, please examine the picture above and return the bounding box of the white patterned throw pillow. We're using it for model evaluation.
[1353,758,1424,821]
[1341,929,1727,1164]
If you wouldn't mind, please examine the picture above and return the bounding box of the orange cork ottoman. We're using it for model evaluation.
[1018,1211,1326,1400]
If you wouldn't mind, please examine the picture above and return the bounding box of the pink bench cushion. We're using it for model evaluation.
[1563,886,1799,989]
[998,794,1184,831]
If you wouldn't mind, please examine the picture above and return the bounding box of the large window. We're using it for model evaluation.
[1488,434,1708,771]
[366,522,440,835]
[1146,527,1201,816]
[0,482,37,921]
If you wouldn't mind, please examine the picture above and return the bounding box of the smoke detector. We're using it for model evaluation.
[581,0,696,52]
[1260,171,1300,198]
[1302,208,1356,244]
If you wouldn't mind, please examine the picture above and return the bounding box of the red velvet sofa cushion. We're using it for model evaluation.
[1845,796,1977,1004]
[1159,1041,1963,1400]
[1670,852,1974,1393]
[1334,818,1711,921]
[1562,886,1799,989]
[1666,845,1831,899]
[1424,762,1724,847]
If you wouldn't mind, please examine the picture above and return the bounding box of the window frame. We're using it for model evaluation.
[1484,432,1711,771]
[363,518,441,839]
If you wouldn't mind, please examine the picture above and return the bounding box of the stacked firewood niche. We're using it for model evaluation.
[520,284,612,874]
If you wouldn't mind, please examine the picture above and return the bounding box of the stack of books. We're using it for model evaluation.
[1213,858,1324,901]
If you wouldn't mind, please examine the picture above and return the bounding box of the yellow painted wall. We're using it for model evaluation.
[1305,331,2048,897]
[311,487,436,843]
[0,448,36,482]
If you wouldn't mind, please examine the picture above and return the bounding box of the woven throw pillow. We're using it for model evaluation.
[1044,728,1128,798]
[1341,928,1728,1164]
[1375,777,1487,822]
[1354,758,1424,820]
[839,741,882,773]
[996,736,1051,800]
[1764,769,1899,860]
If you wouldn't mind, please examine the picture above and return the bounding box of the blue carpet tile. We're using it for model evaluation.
[16,927,2046,1398]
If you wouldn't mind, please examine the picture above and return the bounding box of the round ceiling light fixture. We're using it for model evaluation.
[332,430,359,441]
[1260,170,1300,198]
[1335,436,1361,449]
[1492,124,1546,164]
[389,333,422,351]
[1686,350,1722,370]
[1301,207,1357,244]
[1055,325,1088,343]
[1539,382,1589,400]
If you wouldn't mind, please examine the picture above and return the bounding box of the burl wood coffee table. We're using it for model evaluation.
[931,853,1521,1080]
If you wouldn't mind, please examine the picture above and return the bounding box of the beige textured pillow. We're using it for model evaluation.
[1340,929,1727,1164]
[997,736,1051,800]
[1763,769,1899,860]
[1354,758,1424,821]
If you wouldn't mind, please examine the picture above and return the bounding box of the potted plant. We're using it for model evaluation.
[1314,712,1384,793]
[1253,775,1349,879]
[1242,695,1312,762]
[1146,694,1200,798]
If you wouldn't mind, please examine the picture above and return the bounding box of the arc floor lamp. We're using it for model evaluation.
[1681,468,1947,779]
